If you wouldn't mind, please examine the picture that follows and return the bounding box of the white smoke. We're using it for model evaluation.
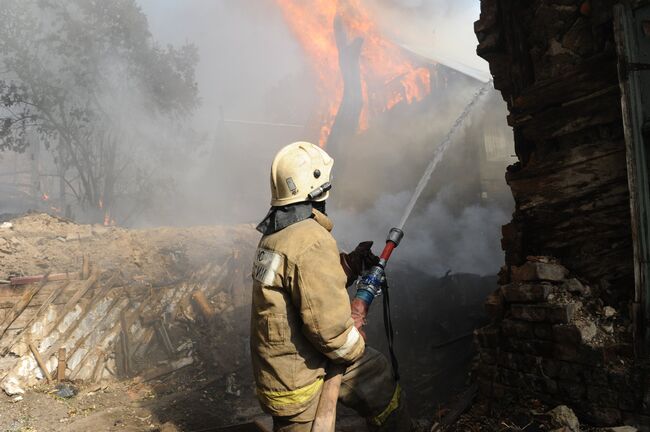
[332,187,509,276]
[366,0,489,80]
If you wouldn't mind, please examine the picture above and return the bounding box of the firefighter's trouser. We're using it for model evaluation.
[271,347,411,432]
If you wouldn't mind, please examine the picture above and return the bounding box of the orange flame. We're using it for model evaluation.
[103,211,115,227]
[276,0,431,145]
[41,192,49,201]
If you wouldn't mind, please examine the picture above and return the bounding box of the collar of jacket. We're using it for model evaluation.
[311,208,333,232]
[256,203,333,235]
[256,202,312,235]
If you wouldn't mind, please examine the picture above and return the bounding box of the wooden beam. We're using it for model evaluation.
[9,272,80,286]
[81,255,90,280]
[191,291,215,321]
[120,310,132,377]
[29,343,52,383]
[57,348,66,381]
[0,274,50,339]
[0,281,70,355]
[42,269,102,359]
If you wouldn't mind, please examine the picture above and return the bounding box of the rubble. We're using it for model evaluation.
[475,256,640,427]
[0,213,258,398]
[548,405,581,432]
[1,376,24,395]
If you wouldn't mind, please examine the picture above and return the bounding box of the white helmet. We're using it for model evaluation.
[270,141,333,206]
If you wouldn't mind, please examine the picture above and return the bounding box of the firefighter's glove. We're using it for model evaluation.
[340,241,379,287]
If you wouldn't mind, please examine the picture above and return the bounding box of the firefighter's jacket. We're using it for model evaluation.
[250,209,366,417]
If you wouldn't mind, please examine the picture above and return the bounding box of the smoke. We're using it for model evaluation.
[0,0,513,274]
[124,2,514,281]
[366,0,489,79]
[332,186,509,276]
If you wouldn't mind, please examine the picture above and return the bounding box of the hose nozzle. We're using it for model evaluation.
[386,228,404,246]
[379,227,404,263]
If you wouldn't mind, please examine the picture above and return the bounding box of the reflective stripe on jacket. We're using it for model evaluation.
[250,209,365,417]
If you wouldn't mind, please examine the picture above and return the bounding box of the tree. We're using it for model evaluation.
[0,0,199,221]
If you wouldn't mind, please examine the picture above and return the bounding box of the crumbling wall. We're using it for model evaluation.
[476,257,641,426]
[473,0,647,428]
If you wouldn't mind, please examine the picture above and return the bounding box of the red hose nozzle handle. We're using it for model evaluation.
[379,228,404,263]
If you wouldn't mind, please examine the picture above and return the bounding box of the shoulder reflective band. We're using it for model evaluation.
[369,384,401,427]
[252,248,282,286]
[257,377,324,408]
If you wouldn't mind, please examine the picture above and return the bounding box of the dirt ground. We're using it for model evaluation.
[0,370,269,432]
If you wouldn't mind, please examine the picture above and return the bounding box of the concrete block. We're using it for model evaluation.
[512,261,569,282]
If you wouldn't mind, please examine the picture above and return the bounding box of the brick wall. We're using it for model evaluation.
[473,0,648,427]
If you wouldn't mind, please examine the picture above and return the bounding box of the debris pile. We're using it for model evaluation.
[475,256,641,426]
[445,400,639,432]
[0,213,258,399]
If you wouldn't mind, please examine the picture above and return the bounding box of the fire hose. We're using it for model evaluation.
[311,228,404,432]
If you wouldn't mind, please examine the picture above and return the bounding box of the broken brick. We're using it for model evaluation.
[511,261,569,282]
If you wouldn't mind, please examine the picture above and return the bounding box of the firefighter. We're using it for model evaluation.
[251,142,411,431]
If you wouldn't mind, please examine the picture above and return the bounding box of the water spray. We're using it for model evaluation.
[350,80,493,382]
[354,80,493,307]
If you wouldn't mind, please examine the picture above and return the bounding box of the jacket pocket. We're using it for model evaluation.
[266,313,287,345]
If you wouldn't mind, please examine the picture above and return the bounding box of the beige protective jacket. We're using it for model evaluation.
[250,210,365,417]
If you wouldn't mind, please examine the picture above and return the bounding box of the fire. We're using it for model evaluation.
[41,192,49,201]
[276,0,431,145]
[103,211,115,227]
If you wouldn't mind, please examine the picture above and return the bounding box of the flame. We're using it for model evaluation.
[103,211,115,227]
[41,192,49,201]
[276,0,431,145]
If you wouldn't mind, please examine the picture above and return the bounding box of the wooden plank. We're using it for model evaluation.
[1,281,71,355]
[42,270,111,360]
[91,351,106,382]
[0,286,81,309]
[120,310,132,377]
[191,291,215,321]
[614,2,650,353]
[29,343,52,383]
[57,348,66,381]
[0,274,50,339]
[139,357,194,382]
[82,255,90,280]
[40,270,99,347]
[9,272,80,286]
